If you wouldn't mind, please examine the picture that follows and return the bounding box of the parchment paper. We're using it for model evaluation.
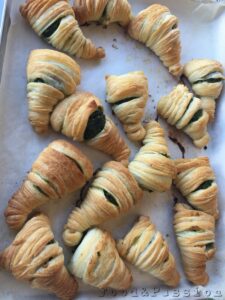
[0,0,225,299]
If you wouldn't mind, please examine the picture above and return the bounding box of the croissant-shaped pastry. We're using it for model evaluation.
[69,227,132,290]
[5,140,93,230]
[157,84,210,148]
[50,91,130,165]
[117,216,180,287]
[20,0,105,59]
[174,157,218,219]
[27,49,81,133]
[128,4,182,77]
[128,120,176,192]
[73,0,132,26]
[183,59,225,121]
[174,203,216,285]
[105,71,149,142]
[63,161,143,246]
[0,214,78,300]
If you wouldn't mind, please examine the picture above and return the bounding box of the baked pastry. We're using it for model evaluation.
[174,203,216,285]
[174,157,218,219]
[27,49,81,133]
[63,161,143,247]
[183,59,225,121]
[157,84,210,148]
[128,120,176,192]
[128,4,182,77]
[50,91,130,165]
[105,71,149,142]
[73,0,132,26]
[117,216,180,287]
[69,227,132,290]
[5,140,93,230]
[0,214,78,300]
[20,0,105,59]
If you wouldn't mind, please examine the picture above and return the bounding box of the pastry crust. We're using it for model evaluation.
[157,84,210,148]
[73,0,132,26]
[20,0,105,59]
[5,140,93,230]
[69,227,132,290]
[63,161,143,247]
[174,157,218,219]
[0,214,78,300]
[27,49,81,133]
[183,59,225,121]
[117,216,180,287]
[128,4,182,77]
[106,71,149,142]
[128,120,176,192]
[50,91,130,165]
[174,203,216,285]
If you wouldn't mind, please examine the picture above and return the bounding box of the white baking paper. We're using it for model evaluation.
[0,0,225,299]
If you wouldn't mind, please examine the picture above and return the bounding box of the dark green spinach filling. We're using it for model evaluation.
[84,109,106,140]
[205,243,214,251]
[33,78,45,83]
[42,18,63,39]
[64,154,83,174]
[33,184,49,197]
[194,180,213,191]
[188,109,203,124]
[193,78,223,85]
[103,190,119,207]
[113,96,139,106]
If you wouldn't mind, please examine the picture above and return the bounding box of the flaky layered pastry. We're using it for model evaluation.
[106,71,149,142]
[183,59,225,121]
[50,91,130,165]
[27,49,81,133]
[117,216,180,287]
[20,0,105,59]
[69,227,132,290]
[128,4,182,77]
[5,140,93,230]
[73,0,132,26]
[157,84,210,148]
[128,121,176,192]
[63,161,143,247]
[0,214,78,300]
[174,157,218,219]
[174,203,216,285]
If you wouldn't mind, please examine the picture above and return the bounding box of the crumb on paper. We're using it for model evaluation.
[112,44,118,49]
[113,38,117,42]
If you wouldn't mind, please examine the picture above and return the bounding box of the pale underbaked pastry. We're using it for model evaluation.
[117,216,180,287]
[20,0,105,59]
[63,161,143,247]
[105,71,149,142]
[174,203,216,285]
[4,140,93,230]
[0,214,78,300]
[174,157,218,219]
[50,91,130,165]
[128,4,182,77]
[69,227,132,290]
[73,0,132,26]
[183,59,225,121]
[27,49,81,133]
[128,120,176,192]
[157,84,210,148]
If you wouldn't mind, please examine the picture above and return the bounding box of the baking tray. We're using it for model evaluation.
[0,0,225,299]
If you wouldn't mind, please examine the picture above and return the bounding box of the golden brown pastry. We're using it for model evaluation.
[69,227,132,290]
[174,157,218,219]
[105,71,149,142]
[50,91,130,165]
[128,4,182,77]
[20,0,105,59]
[128,120,176,192]
[5,140,93,230]
[174,203,216,285]
[63,161,143,247]
[157,84,210,148]
[183,59,225,121]
[117,216,180,287]
[27,49,81,133]
[0,214,78,300]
